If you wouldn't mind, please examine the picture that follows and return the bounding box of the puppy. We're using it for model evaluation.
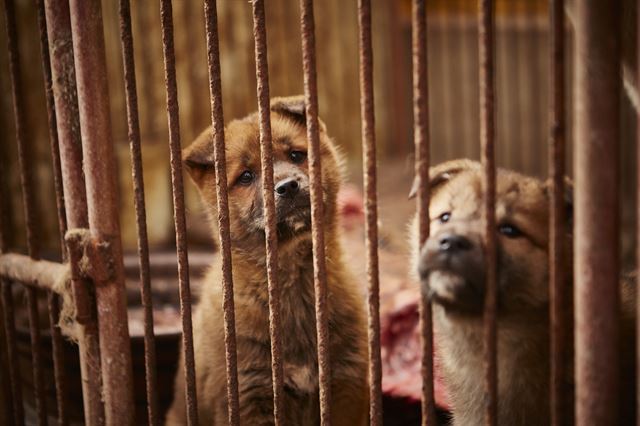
[166,96,368,425]
[411,159,635,425]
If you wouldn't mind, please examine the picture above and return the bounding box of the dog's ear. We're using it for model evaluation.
[183,126,216,187]
[270,95,327,132]
[544,177,574,231]
[408,159,479,199]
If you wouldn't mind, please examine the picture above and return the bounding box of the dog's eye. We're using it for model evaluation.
[438,212,451,223]
[498,223,522,238]
[237,170,255,186]
[289,150,307,164]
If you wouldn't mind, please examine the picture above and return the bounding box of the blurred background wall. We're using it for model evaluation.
[0,0,636,264]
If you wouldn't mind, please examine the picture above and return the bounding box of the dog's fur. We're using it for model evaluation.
[411,159,636,425]
[165,96,368,425]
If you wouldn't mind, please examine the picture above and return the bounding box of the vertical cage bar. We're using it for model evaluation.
[3,0,48,423]
[1,282,23,426]
[203,1,241,424]
[574,0,620,424]
[411,1,436,424]
[44,0,106,423]
[68,0,136,423]
[548,0,566,425]
[357,0,382,424]
[298,0,332,423]
[117,1,159,424]
[250,0,284,423]
[0,296,13,426]
[637,2,640,423]
[157,0,199,424]
[0,161,23,425]
[34,0,69,423]
[478,0,497,425]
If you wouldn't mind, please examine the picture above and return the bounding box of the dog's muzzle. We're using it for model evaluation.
[418,231,486,313]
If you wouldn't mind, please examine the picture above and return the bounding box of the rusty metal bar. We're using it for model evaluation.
[35,0,67,258]
[34,2,70,420]
[250,0,284,423]
[574,1,621,424]
[357,0,382,424]
[0,254,67,291]
[68,0,136,423]
[44,0,105,423]
[411,1,436,424]
[1,282,24,426]
[158,0,199,423]
[0,291,14,426]
[3,0,48,423]
[0,149,21,426]
[478,0,497,425]
[0,161,23,426]
[548,0,566,425]
[117,1,159,424]
[637,2,640,423]
[298,0,332,423]
[203,1,241,424]
[0,161,16,426]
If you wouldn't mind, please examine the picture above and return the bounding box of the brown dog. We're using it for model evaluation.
[165,96,368,425]
[411,159,635,425]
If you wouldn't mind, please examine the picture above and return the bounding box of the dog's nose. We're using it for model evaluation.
[438,234,473,253]
[275,178,300,198]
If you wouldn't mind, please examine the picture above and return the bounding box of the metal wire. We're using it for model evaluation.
[250,0,285,423]
[0,164,23,424]
[637,2,640,423]
[117,1,159,424]
[3,0,48,423]
[357,0,382,423]
[158,0,199,423]
[548,0,566,425]
[68,0,136,423]
[411,1,436,424]
[203,0,241,424]
[574,1,621,424]
[298,0,332,423]
[34,0,69,422]
[478,0,497,424]
[43,0,105,422]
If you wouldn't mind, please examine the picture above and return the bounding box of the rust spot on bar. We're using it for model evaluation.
[203,1,241,424]
[574,1,621,424]
[298,0,332,423]
[478,0,497,424]
[250,0,284,423]
[357,0,382,424]
[3,0,48,422]
[158,0,199,423]
[68,0,136,423]
[411,1,436,424]
[548,1,566,425]
[117,1,159,424]
[44,0,105,422]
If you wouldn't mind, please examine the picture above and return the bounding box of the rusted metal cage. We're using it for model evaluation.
[0,0,630,425]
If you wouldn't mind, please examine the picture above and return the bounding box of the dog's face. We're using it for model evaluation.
[413,160,572,317]
[183,96,342,252]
